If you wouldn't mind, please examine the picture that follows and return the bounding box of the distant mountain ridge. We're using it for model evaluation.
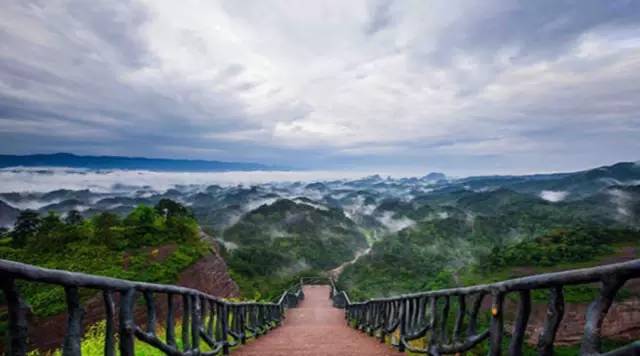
[0,153,278,172]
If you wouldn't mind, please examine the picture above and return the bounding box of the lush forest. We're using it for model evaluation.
[1,161,639,341]
[221,199,367,299]
[0,199,208,320]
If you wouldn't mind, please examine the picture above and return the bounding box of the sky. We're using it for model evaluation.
[1,0,639,176]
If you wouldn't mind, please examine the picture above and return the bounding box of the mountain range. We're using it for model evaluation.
[0,160,639,299]
[0,153,276,172]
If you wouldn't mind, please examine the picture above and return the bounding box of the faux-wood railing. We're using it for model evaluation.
[0,259,304,356]
[331,259,640,355]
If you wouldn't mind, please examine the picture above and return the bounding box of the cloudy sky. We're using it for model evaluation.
[1,0,639,175]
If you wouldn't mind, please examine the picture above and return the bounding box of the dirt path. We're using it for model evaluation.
[233,285,402,356]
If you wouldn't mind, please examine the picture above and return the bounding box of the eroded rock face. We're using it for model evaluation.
[176,247,240,298]
[525,298,640,345]
[14,244,239,353]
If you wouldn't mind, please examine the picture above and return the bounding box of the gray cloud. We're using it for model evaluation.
[0,0,639,175]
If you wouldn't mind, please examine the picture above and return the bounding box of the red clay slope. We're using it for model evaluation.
[234,285,402,356]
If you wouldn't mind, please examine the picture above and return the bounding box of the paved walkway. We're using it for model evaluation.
[234,285,403,356]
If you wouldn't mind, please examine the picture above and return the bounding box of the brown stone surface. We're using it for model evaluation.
[524,297,640,345]
[234,285,403,356]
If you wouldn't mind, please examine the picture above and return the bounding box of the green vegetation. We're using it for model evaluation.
[479,227,637,271]
[26,319,216,356]
[222,199,367,298]
[339,209,639,301]
[0,199,208,318]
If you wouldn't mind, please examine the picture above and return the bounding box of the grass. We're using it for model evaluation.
[26,318,218,356]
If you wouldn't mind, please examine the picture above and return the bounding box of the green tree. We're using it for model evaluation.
[92,212,124,249]
[11,210,41,248]
[64,209,84,225]
[155,199,192,218]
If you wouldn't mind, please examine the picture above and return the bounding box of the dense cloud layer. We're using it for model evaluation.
[0,167,376,193]
[1,1,639,174]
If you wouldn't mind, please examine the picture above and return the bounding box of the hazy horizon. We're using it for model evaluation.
[1,158,638,195]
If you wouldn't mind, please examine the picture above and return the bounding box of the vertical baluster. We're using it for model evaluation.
[207,300,215,339]
[580,277,626,355]
[508,290,531,356]
[215,302,222,340]
[143,291,156,335]
[428,297,436,328]
[191,295,201,353]
[368,302,376,336]
[417,296,426,329]
[166,294,176,346]
[440,296,450,344]
[63,286,84,356]
[239,305,247,344]
[103,290,115,356]
[398,299,406,352]
[119,288,136,356]
[403,299,411,335]
[379,301,388,343]
[489,291,504,356]
[409,298,418,333]
[467,292,484,335]
[1,278,28,356]
[257,305,263,334]
[537,286,565,356]
[250,305,257,337]
[220,303,230,355]
[231,306,238,339]
[452,294,466,342]
[200,297,208,336]
[182,294,191,351]
[427,296,439,353]
[367,302,378,336]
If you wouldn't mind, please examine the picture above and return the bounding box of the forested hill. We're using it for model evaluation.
[0,199,236,317]
[1,160,639,302]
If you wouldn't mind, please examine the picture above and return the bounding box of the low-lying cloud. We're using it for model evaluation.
[376,211,415,233]
[0,167,375,194]
[540,190,569,202]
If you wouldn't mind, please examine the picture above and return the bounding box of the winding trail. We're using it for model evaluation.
[234,285,402,356]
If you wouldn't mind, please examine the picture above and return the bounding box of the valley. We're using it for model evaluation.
[1,161,639,350]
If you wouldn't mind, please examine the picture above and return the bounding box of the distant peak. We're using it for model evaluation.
[422,172,446,181]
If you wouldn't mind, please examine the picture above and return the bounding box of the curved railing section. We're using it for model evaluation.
[332,259,640,355]
[0,258,305,356]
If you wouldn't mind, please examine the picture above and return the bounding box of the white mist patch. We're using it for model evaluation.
[609,189,632,218]
[218,239,238,251]
[244,197,279,212]
[0,167,380,193]
[539,190,568,202]
[343,196,376,219]
[1,199,61,210]
[293,199,328,211]
[376,211,415,233]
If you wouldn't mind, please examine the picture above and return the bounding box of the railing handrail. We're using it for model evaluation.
[0,258,306,356]
[332,258,640,355]
[0,258,276,306]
